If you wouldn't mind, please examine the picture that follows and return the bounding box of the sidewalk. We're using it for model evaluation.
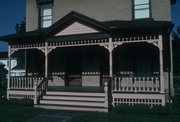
[26,110,86,122]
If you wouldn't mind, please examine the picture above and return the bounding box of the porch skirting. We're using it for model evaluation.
[112,93,165,107]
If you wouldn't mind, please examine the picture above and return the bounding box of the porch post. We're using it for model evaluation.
[7,45,11,89]
[159,35,164,93]
[45,42,48,91]
[109,38,113,77]
[108,37,113,94]
[7,45,11,99]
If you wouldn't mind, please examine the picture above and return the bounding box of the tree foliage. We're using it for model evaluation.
[172,25,180,75]
[15,18,26,34]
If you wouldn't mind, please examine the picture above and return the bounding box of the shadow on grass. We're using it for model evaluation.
[0,105,42,122]
[68,112,180,122]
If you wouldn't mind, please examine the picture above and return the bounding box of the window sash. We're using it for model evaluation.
[41,4,52,28]
[134,0,150,19]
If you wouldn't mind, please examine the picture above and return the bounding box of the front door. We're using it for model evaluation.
[66,54,82,86]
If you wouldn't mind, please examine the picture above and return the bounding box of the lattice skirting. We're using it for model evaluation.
[7,90,36,102]
[112,93,165,107]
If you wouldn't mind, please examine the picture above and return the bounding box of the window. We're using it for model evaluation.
[134,0,150,19]
[40,4,52,28]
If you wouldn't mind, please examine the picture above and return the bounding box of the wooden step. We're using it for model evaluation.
[35,104,108,112]
[43,95,105,102]
[46,91,105,97]
[40,100,104,107]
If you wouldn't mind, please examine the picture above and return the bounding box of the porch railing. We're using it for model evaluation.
[34,78,46,104]
[8,76,46,104]
[113,77,160,92]
[10,77,44,90]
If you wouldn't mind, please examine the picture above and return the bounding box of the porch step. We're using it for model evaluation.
[46,91,105,97]
[40,99,104,107]
[36,91,107,112]
[34,104,108,112]
[43,96,105,102]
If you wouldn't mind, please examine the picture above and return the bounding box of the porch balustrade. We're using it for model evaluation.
[10,76,44,90]
[113,77,160,92]
[8,76,46,104]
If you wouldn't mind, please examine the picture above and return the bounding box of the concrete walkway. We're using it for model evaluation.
[26,110,86,122]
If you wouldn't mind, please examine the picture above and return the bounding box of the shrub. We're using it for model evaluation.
[150,105,172,115]
[0,98,8,105]
[113,104,150,114]
[113,104,172,115]
[0,98,34,106]
[18,98,34,106]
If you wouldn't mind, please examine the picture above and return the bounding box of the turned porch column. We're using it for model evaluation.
[109,38,113,78]
[7,45,11,90]
[159,35,164,93]
[108,37,113,94]
[45,42,48,90]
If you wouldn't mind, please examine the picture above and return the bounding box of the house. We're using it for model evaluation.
[0,0,176,112]
[0,51,25,76]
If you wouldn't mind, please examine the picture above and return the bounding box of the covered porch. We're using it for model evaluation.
[0,11,173,110]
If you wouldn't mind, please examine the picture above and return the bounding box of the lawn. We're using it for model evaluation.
[0,105,42,122]
[68,112,180,122]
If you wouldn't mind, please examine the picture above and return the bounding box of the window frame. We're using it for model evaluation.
[132,0,152,20]
[37,2,53,29]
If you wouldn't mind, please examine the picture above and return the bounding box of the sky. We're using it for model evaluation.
[0,0,180,52]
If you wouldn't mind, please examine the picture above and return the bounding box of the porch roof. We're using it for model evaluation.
[0,11,173,44]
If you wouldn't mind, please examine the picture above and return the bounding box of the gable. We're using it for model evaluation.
[55,22,99,36]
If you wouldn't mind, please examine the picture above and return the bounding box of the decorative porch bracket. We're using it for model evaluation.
[7,46,21,92]
[99,36,164,94]
[38,43,57,92]
[146,35,164,93]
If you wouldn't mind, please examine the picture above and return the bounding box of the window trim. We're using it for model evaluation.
[132,0,152,20]
[37,2,53,29]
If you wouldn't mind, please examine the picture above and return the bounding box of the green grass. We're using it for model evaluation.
[68,112,180,122]
[0,86,6,98]
[0,105,42,122]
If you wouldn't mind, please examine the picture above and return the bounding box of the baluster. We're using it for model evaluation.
[130,77,133,91]
[14,78,17,88]
[17,78,20,88]
[9,77,13,88]
[150,77,153,91]
[147,77,149,91]
[12,77,14,88]
[121,77,124,91]
[26,77,29,89]
[143,77,145,91]
[134,77,137,92]
[28,77,30,89]
[13,77,16,88]
[138,77,141,92]
[16,78,18,88]
[156,77,160,91]
[153,77,156,91]
[22,77,24,89]
[118,77,121,91]
[31,77,33,89]
[114,77,117,91]
[154,77,156,91]
[20,78,22,89]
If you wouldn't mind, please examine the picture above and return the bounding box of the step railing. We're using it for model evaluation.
[10,76,44,90]
[34,78,46,104]
[8,76,46,104]
[113,77,160,92]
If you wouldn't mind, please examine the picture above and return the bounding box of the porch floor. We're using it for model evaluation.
[47,86,104,93]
